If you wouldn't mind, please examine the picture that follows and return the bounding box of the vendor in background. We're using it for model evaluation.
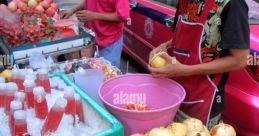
[149,0,250,129]
[60,0,129,67]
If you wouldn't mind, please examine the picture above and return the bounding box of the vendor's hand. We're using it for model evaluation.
[149,53,189,78]
[60,9,75,19]
[76,10,96,22]
[149,42,169,64]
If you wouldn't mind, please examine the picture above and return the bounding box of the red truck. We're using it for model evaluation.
[123,0,259,135]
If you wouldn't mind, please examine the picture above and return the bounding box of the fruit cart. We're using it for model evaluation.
[0,25,95,66]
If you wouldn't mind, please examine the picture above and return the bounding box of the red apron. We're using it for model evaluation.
[170,0,227,128]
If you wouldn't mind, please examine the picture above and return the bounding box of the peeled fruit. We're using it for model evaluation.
[148,127,174,136]
[189,126,211,136]
[183,118,204,134]
[168,123,188,136]
[41,0,50,9]
[210,123,236,136]
[0,69,12,81]
[46,7,55,17]
[150,54,166,68]
[28,0,37,8]
[8,2,17,12]
[35,4,44,13]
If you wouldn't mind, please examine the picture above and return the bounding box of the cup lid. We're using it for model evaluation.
[0,83,6,91]
[14,91,26,101]
[33,86,45,95]
[12,68,19,75]
[23,80,35,87]
[74,93,81,101]
[55,97,67,108]
[25,74,36,81]
[10,100,22,110]
[14,110,26,120]
[38,68,48,75]
[7,82,18,92]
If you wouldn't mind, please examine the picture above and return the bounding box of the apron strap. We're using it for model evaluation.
[199,0,215,24]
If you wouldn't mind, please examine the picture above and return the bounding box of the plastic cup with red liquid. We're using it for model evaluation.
[0,83,6,107]
[41,97,67,135]
[11,68,19,85]
[13,110,28,136]
[33,86,48,120]
[14,91,26,109]
[17,69,27,90]
[10,100,22,136]
[23,80,36,109]
[5,82,18,115]
[74,93,84,122]
[64,87,76,115]
[37,68,51,94]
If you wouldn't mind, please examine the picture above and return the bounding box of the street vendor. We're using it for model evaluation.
[60,0,129,67]
[149,0,250,129]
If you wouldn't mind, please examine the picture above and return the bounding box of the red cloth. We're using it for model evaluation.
[84,0,129,47]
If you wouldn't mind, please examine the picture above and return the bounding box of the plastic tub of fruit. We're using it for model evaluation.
[0,72,123,136]
[99,74,186,136]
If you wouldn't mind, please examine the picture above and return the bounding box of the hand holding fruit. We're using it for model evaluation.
[149,42,170,64]
[76,10,96,22]
[60,8,75,19]
[149,52,189,78]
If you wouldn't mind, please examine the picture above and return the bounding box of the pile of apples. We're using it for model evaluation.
[8,0,58,17]
[131,118,236,136]
[0,0,58,47]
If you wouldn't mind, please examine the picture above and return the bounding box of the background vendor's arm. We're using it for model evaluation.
[60,1,85,19]
[76,0,129,22]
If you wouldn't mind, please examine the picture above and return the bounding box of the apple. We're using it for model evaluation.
[41,0,50,9]
[46,7,55,17]
[50,3,58,11]
[47,0,53,3]
[28,0,37,8]
[8,2,17,12]
[35,4,44,13]
[17,1,27,11]
[150,54,167,68]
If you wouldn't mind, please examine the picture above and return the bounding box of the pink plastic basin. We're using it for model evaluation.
[99,74,186,136]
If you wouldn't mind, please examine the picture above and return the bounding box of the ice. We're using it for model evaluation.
[46,89,64,110]
[27,118,43,136]
[0,81,111,136]
[0,108,11,136]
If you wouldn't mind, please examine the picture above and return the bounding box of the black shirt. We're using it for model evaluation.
[219,0,250,50]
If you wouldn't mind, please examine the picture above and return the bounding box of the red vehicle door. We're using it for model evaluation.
[124,0,177,69]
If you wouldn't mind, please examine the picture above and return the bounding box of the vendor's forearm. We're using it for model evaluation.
[186,49,249,76]
[72,1,85,13]
[94,13,122,22]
